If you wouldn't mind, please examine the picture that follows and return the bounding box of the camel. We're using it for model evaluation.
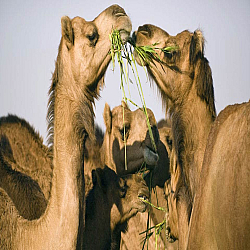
[0,5,132,249]
[186,101,250,249]
[0,134,47,220]
[101,101,159,176]
[133,24,250,249]
[0,100,159,216]
[83,166,149,250]
[120,120,173,250]
[0,137,151,250]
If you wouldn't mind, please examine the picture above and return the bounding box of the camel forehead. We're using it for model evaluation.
[111,106,156,128]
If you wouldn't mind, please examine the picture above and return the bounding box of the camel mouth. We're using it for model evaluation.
[143,146,159,166]
[119,29,131,43]
[166,226,178,243]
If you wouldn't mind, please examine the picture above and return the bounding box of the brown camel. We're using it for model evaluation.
[120,120,173,250]
[0,5,132,249]
[187,102,250,249]
[0,100,159,218]
[0,134,47,219]
[133,24,250,249]
[101,101,159,176]
[83,166,149,250]
[0,115,52,220]
[0,103,158,249]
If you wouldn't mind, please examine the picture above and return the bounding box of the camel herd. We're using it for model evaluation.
[0,4,249,250]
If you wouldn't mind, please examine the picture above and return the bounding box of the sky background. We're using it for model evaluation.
[1,0,249,142]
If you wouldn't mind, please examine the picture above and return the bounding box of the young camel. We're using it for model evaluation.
[0,5,132,249]
[133,24,250,249]
[83,166,149,250]
[119,121,172,250]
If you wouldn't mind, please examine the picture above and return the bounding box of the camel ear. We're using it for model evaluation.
[103,103,112,134]
[189,29,205,63]
[61,16,74,49]
[121,100,129,109]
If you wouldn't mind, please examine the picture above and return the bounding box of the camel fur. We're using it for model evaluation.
[134,24,250,249]
[0,5,131,249]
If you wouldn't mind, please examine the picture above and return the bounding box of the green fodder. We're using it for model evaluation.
[110,29,177,249]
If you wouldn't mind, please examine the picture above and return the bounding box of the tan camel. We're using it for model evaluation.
[0,5,132,249]
[120,120,173,250]
[133,25,215,249]
[83,166,149,250]
[187,101,250,249]
[133,24,250,249]
[0,100,159,217]
[0,134,47,219]
[101,101,159,176]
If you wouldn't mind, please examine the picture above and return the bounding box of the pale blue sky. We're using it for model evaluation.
[1,0,249,141]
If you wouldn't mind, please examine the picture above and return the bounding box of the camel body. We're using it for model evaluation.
[0,5,132,249]
[134,24,250,249]
[187,101,250,249]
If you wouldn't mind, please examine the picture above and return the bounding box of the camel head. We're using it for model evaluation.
[102,102,159,176]
[59,5,131,93]
[48,5,132,145]
[132,25,215,118]
[91,166,149,231]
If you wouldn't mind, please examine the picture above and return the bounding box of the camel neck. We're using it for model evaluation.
[14,74,90,250]
[171,89,214,199]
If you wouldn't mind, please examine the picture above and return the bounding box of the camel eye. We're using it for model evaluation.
[165,52,173,60]
[88,33,96,41]
[119,179,127,198]
[87,31,98,46]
